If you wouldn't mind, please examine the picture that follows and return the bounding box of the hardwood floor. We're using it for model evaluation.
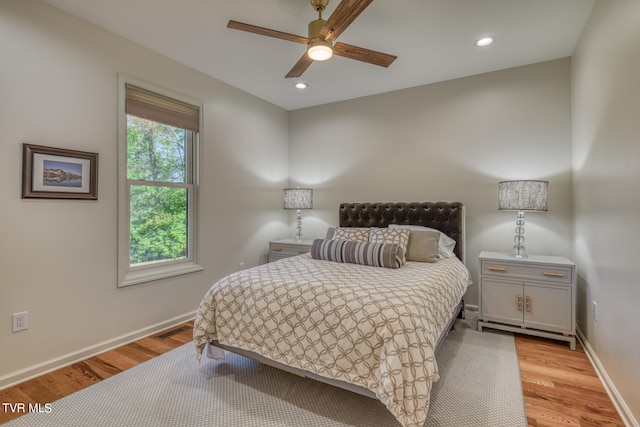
[516,335,625,427]
[0,321,625,426]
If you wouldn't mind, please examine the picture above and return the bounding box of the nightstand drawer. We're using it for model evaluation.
[481,260,572,284]
[269,242,311,256]
[268,239,314,263]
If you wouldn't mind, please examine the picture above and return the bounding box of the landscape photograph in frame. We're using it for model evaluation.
[22,143,98,199]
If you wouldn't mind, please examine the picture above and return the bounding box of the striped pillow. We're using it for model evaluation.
[310,239,404,269]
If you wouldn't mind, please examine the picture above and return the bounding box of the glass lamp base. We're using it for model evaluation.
[510,211,527,258]
[294,209,304,242]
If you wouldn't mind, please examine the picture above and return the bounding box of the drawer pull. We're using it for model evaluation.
[526,296,531,312]
[517,295,522,311]
[543,272,564,278]
[272,247,283,252]
[488,266,507,272]
[298,249,309,254]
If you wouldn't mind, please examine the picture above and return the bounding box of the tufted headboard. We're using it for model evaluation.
[338,202,466,264]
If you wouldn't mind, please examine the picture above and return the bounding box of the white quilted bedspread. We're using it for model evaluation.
[194,254,470,427]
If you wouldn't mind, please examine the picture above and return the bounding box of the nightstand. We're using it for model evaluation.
[478,251,576,350]
[268,239,314,262]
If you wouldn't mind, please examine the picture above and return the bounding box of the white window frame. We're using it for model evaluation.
[117,75,203,287]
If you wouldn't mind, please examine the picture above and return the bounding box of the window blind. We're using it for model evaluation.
[125,84,200,132]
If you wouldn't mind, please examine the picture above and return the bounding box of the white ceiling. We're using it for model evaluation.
[41,0,595,111]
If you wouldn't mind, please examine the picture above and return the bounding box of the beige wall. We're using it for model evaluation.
[0,1,289,381]
[572,0,640,423]
[289,58,574,307]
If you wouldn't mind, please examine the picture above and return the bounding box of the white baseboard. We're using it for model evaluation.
[464,303,478,312]
[576,326,638,427]
[0,312,195,391]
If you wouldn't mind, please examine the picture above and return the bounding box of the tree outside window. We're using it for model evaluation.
[127,117,189,265]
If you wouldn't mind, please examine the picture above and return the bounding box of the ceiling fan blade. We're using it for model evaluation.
[333,42,396,67]
[285,53,314,78]
[227,20,308,45]
[321,0,373,42]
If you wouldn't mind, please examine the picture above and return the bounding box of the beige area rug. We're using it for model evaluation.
[3,316,526,427]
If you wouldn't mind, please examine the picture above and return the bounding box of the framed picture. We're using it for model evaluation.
[22,144,98,200]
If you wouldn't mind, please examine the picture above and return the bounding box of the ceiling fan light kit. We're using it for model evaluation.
[308,41,333,60]
[227,0,396,78]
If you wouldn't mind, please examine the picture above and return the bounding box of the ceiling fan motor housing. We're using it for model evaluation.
[308,18,328,42]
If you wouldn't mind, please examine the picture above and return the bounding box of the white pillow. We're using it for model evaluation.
[388,224,456,257]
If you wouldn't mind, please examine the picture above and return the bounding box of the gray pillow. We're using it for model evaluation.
[405,230,440,262]
[389,224,456,258]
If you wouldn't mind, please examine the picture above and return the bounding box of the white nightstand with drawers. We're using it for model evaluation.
[478,251,576,350]
[268,239,314,263]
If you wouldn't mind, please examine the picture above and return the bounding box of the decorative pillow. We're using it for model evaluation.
[368,228,411,264]
[404,230,440,263]
[331,227,370,242]
[388,224,456,258]
[310,239,404,269]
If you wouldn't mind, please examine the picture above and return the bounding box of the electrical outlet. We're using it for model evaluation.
[12,311,29,332]
[238,262,245,271]
[592,301,598,321]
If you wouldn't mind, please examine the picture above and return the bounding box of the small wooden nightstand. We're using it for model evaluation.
[268,239,314,262]
[478,251,576,350]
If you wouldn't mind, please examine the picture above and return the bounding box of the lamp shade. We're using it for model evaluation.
[283,188,313,210]
[498,180,548,211]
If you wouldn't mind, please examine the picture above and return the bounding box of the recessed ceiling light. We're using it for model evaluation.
[295,82,309,89]
[475,36,495,47]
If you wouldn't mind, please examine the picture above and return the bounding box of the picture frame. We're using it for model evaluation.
[22,143,98,200]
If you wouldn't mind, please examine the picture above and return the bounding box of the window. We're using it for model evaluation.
[118,77,202,287]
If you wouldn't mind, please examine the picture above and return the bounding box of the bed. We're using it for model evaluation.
[194,202,470,427]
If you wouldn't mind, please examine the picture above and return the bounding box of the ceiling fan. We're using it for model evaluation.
[227,0,397,78]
